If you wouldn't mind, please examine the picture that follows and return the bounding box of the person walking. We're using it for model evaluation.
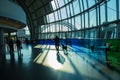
[16,38,22,57]
[8,38,14,59]
[54,36,60,52]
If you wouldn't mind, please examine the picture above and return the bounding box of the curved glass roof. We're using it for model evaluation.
[16,0,120,39]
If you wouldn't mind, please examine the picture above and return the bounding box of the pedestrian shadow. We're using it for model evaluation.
[56,52,65,64]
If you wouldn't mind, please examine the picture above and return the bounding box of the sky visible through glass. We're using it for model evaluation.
[44,0,116,32]
[25,0,119,34]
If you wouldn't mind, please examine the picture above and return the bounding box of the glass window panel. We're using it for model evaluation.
[107,0,117,21]
[75,15,81,30]
[75,31,78,38]
[52,24,55,32]
[57,10,61,20]
[68,19,72,31]
[61,7,67,19]
[63,0,68,4]
[45,25,47,33]
[46,15,49,23]
[85,13,88,28]
[100,4,106,24]
[66,5,70,17]
[90,9,96,27]
[64,20,69,32]
[88,0,95,8]
[46,22,69,32]
[81,31,84,38]
[51,0,56,10]
[68,0,72,2]
[79,15,82,29]
[79,1,83,12]
[49,13,55,22]
[54,0,59,9]
[83,0,87,10]
[57,0,64,7]
[63,21,69,31]
[43,16,47,24]
[41,26,43,33]
[67,31,70,38]
[73,0,80,15]
[81,14,84,29]
[54,11,59,21]
[70,3,74,16]
[71,18,75,31]
[85,30,89,38]
[55,10,61,21]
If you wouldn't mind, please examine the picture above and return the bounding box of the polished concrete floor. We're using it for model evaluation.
[0,43,120,80]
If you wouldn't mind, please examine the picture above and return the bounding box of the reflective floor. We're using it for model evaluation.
[0,44,120,80]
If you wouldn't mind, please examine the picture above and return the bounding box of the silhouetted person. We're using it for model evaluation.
[54,36,60,52]
[8,39,14,58]
[91,45,94,52]
[16,39,22,57]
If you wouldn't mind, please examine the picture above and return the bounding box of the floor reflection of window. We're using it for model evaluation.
[34,45,75,74]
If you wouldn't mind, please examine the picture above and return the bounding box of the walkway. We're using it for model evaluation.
[0,43,120,80]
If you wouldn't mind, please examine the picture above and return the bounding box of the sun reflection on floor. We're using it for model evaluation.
[34,44,41,48]
[34,45,75,74]
[47,51,63,70]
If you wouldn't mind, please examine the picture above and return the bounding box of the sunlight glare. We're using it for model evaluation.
[47,51,63,70]
[34,48,75,74]
[34,44,41,48]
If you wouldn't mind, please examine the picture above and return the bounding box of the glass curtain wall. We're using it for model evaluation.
[38,0,120,39]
